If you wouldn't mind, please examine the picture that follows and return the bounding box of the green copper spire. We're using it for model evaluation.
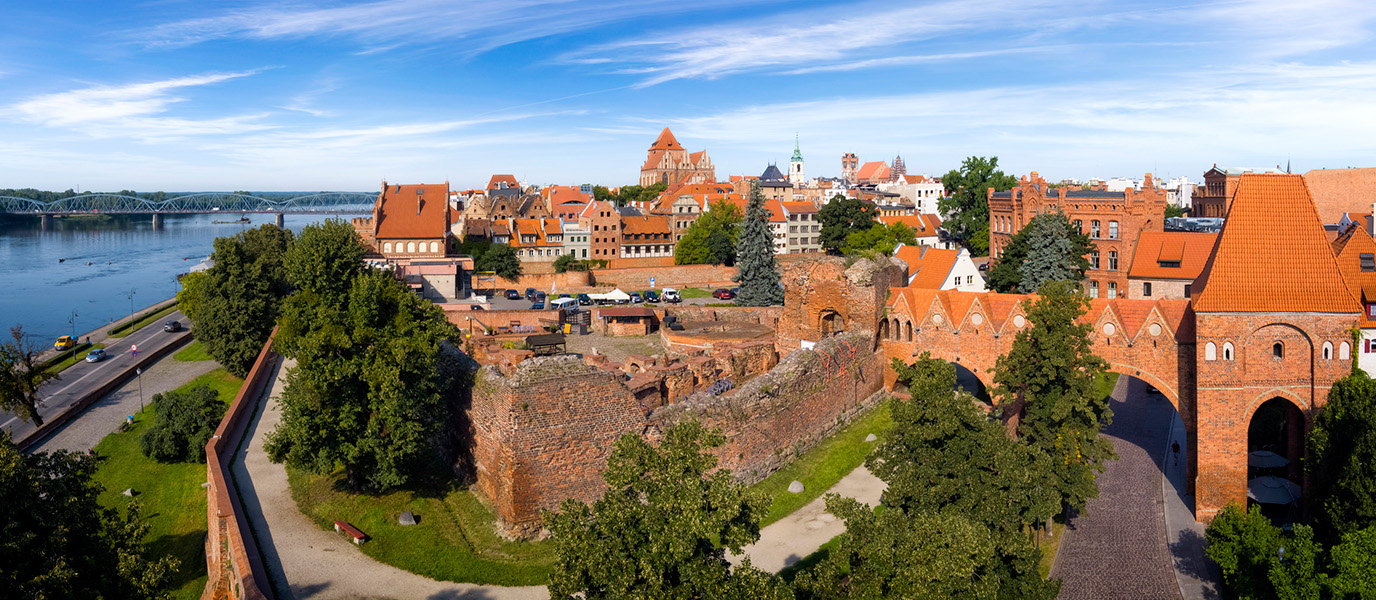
[791,133,803,162]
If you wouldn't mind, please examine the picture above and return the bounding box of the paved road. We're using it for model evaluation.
[1,311,190,442]
[1051,376,1181,599]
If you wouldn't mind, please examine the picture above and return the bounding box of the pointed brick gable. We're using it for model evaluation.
[650,128,681,151]
[1192,174,1358,313]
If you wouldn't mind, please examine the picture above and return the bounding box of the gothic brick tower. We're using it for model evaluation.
[841,153,858,185]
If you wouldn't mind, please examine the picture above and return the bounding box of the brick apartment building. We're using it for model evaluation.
[1191,166,1282,218]
[580,199,622,259]
[353,181,451,259]
[989,172,1167,299]
[1126,231,1217,300]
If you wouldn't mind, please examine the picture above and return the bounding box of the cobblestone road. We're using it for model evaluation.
[1051,376,1181,599]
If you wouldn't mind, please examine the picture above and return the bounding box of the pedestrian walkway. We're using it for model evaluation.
[234,357,548,600]
[1164,413,1223,599]
[1051,375,1180,599]
[728,467,886,573]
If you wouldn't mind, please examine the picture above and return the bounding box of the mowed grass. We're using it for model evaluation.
[173,340,213,362]
[92,368,244,600]
[753,401,894,528]
[288,468,555,586]
[108,303,178,338]
[678,287,712,299]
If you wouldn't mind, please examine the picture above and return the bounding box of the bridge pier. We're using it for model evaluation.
[152,213,164,229]
[40,214,53,230]
[275,213,285,228]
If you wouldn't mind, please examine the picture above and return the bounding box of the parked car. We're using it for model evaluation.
[54,335,75,350]
[525,288,537,300]
[577,293,592,306]
[661,288,682,303]
[505,289,521,300]
[530,301,545,310]
[712,288,735,300]
[731,287,740,297]
[558,293,571,299]
[629,292,642,304]
[643,290,660,303]
[978,262,989,272]
[163,320,182,332]
[535,292,547,302]
[85,348,107,363]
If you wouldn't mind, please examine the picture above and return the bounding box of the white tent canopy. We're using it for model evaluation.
[603,288,631,301]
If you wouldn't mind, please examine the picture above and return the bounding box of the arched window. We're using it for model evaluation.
[429,241,439,253]
[1223,342,1235,361]
[892,318,900,340]
[1273,342,1284,359]
[406,241,416,253]
[905,321,913,342]
[383,242,393,253]
[1205,342,1217,360]
[1341,341,1352,359]
[1323,341,1333,360]
[1108,250,1118,271]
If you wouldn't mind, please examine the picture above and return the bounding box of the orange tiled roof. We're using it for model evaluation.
[895,245,960,289]
[1331,224,1376,325]
[543,185,591,206]
[1127,231,1217,280]
[782,201,817,213]
[764,199,786,222]
[487,174,519,191]
[1302,168,1376,225]
[879,214,940,236]
[374,182,449,240]
[650,128,680,151]
[857,161,890,181]
[1193,174,1358,313]
[620,214,672,236]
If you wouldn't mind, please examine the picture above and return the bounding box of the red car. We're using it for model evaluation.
[712,288,735,300]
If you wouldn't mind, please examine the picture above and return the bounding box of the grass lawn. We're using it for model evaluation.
[108,303,178,338]
[287,469,555,586]
[753,401,894,528]
[92,368,244,600]
[173,340,213,362]
[46,342,104,374]
[679,287,712,299]
[1036,522,1065,578]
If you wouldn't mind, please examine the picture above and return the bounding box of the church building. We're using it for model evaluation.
[639,128,715,187]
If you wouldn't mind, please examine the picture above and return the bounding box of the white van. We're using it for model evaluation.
[550,297,578,311]
[661,288,681,303]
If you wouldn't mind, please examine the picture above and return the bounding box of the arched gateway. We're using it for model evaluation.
[877,174,1361,522]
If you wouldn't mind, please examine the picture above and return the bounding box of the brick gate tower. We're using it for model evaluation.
[1189,174,1359,520]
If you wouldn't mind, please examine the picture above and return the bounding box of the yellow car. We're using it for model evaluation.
[54,335,75,350]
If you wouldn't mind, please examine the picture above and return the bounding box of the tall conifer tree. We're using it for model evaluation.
[733,182,784,306]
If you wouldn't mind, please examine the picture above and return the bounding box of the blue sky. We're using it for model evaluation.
[3,0,1376,191]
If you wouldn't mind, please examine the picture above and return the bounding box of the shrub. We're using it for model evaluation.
[140,384,225,463]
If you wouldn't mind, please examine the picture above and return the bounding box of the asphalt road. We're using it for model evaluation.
[1,311,190,442]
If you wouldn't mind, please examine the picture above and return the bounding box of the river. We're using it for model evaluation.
[0,212,367,343]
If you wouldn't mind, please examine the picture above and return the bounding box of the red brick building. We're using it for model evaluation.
[989,172,1167,300]
[1191,166,1282,218]
[1126,231,1217,300]
[352,181,451,258]
[639,128,715,187]
[579,199,621,259]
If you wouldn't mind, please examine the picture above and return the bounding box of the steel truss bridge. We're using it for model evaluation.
[0,192,377,214]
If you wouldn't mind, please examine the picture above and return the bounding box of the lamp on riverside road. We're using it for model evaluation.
[126,288,137,316]
[67,309,78,363]
[136,367,143,412]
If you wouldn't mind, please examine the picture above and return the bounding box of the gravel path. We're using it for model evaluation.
[33,354,220,454]
[236,357,549,600]
[728,466,885,573]
[1051,376,1181,599]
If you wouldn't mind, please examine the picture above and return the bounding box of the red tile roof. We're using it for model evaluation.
[782,201,817,214]
[543,185,591,206]
[1302,168,1376,225]
[374,182,449,240]
[857,161,890,181]
[487,174,519,191]
[1331,224,1376,325]
[1193,174,1358,313]
[1127,231,1217,280]
[895,245,960,289]
[879,214,941,236]
[649,128,680,151]
[620,214,672,236]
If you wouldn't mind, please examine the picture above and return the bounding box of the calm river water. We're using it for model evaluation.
[0,212,366,342]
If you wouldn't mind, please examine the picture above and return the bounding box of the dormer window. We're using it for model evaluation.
[1158,260,1181,268]
[1362,253,1375,272]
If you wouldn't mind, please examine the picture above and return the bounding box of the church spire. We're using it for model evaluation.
[791,133,803,162]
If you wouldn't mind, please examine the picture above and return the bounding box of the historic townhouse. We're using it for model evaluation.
[353,181,451,258]
[1126,231,1217,300]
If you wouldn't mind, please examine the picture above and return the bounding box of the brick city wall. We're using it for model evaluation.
[649,332,886,483]
[494,270,592,291]
[469,356,649,537]
[666,305,782,327]
[593,263,736,290]
[1192,311,1355,521]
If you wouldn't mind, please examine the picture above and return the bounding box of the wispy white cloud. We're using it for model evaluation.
[133,0,763,55]
[7,71,276,140]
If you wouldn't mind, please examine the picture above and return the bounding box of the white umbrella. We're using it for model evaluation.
[1248,476,1301,505]
[1248,450,1290,469]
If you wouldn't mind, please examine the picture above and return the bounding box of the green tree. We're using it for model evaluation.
[1308,371,1376,543]
[993,280,1113,515]
[139,384,225,463]
[475,243,523,281]
[181,224,293,377]
[675,200,743,265]
[1165,204,1186,218]
[553,253,588,273]
[544,421,791,600]
[0,325,60,427]
[987,209,1092,294]
[284,218,366,304]
[175,271,208,322]
[0,432,178,599]
[266,269,460,491]
[939,156,1018,256]
[1330,526,1376,599]
[734,182,784,306]
[1205,504,1295,600]
[818,194,878,253]
[842,222,917,257]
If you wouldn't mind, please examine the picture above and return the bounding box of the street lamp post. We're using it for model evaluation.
[127,288,136,316]
[136,367,144,412]
[67,309,78,363]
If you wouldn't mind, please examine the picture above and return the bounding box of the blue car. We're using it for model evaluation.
[85,348,107,363]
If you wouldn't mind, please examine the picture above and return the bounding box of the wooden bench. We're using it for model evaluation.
[333,520,366,545]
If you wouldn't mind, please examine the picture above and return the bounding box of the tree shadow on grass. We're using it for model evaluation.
[146,529,209,592]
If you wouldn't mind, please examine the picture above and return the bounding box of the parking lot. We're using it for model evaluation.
[476,287,736,311]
